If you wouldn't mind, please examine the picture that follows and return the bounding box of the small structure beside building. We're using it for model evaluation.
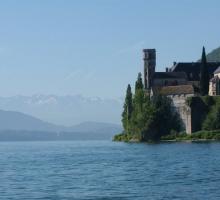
[209,66,220,96]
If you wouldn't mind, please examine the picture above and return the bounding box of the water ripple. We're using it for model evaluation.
[0,141,220,199]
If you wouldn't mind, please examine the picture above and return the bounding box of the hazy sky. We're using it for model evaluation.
[0,0,219,98]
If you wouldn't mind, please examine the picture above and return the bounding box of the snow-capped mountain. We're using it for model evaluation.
[0,95,123,126]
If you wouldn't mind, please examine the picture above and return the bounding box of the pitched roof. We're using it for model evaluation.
[153,72,187,79]
[170,62,220,81]
[214,66,220,74]
[152,85,194,96]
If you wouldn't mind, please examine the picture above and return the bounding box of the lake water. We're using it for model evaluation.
[0,140,220,199]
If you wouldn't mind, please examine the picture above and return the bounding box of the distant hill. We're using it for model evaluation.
[0,95,122,126]
[206,47,220,62]
[0,110,63,132]
[0,109,122,141]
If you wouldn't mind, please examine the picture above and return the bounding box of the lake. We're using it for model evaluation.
[0,140,220,199]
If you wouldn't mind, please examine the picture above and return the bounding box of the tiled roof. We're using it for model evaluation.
[153,72,187,79]
[170,62,220,81]
[152,85,194,96]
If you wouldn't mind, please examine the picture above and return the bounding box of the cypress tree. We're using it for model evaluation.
[134,73,145,112]
[135,72,144,92]
[122,84,133,133]
[130,73,146,137]
[200,47,209,95]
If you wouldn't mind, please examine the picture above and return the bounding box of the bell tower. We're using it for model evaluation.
[143,49,156,90]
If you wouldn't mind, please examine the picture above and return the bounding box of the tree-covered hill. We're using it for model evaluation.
[206,47,220,62]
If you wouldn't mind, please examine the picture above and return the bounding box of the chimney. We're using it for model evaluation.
[173,61,177,66]
[166,67,169,72]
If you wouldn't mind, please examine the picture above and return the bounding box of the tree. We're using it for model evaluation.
[131,92,152,139]
[135,72,144,92]
[142,95,181,141]
[203,106,220,130]
[120,75,181,142]
[133,73,145,111]
[200,47,209,95]
[122,84,133,133]
[130,73,146,137]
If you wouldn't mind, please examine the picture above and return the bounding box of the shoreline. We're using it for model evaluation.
[160,138,218,143]
[113,131,220,143]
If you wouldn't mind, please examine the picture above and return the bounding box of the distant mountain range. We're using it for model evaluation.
[0,109,62,132]
[0,109,122,141]
[0,95,123,126]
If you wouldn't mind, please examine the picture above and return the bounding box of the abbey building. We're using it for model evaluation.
[143,48,220,133]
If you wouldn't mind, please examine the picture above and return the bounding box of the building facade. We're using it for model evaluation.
[209,67,220,96]
[143,48,220,134]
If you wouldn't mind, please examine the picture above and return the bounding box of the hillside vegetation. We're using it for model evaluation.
[205,47,220,62]
[114,73,181,142]
[161,96,220,141]
[185,96,220,131]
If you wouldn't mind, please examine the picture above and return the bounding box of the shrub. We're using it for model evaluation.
[203,106,220,130]
[203,95,215,106]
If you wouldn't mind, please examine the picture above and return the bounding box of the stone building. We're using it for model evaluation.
[150,85,194,133]
[209,67,220,96]
[143,48,220,134]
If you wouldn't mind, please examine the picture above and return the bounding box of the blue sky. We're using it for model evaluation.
[0,0,219,98]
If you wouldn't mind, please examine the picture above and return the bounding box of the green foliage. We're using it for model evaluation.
[206,46,220,62]
[197,96,220,131]
[118,73,181,142]
[142,95,181,141]
[135,72,144,92]
[200,47,209,96]
[203,106,220,130]
[198,46,220,62]
[203,95,215,107]
[113,132,141,142]
[186,97,193,107]
[160,133,176,140]
[130,88,151,137]
[122,84,133,133]
[186,96,220,132]
[161,130,220,141]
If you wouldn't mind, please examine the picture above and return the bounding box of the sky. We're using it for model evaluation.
[0,0,220,98]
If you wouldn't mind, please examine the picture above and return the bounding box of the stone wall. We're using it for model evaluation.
[168,94,194,134]
[170,96,209,134]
